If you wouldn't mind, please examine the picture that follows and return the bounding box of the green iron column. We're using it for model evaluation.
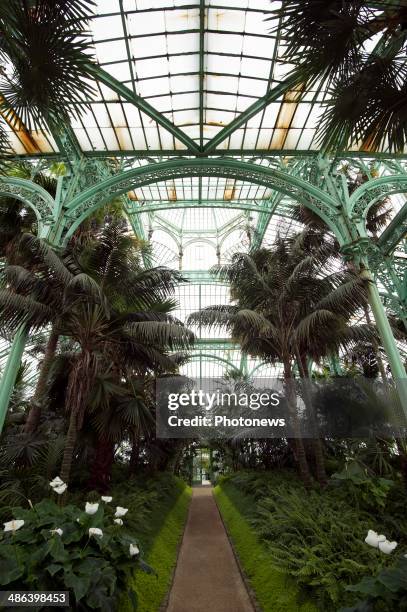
[0,326,29,433]
[361,266,406,380]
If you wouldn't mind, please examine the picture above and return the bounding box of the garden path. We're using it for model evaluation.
[166,486,254,612]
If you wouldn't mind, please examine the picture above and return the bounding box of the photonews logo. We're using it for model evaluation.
[156,377,407,440]
[156,377,288,439]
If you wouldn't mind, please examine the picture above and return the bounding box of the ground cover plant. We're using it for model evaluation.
[216,470,407,611]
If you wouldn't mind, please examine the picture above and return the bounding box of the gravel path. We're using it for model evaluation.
[166,486,254,612]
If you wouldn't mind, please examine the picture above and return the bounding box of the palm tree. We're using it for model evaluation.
[56,222,193,485]
[0,0,95,135]
[271,1,407,152]
[0,232,95,433]
[188,229,373,486]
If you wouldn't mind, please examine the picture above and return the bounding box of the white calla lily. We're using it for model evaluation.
[53,483,67,495]
[85,502,99,515]
[88,527,103,538]
[129,543,140,556]
[101,496,112,503]
[49,476,64,488]
[4,519,24,532]
[115,506,128,518]
[364,530,386,548]
[114,518,123,526]
[50,528,63,536]
[378,540,397,554]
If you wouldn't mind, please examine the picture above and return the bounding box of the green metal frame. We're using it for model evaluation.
[1,154,406,430]
[85,64,201,154]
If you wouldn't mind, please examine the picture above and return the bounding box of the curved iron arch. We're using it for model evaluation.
[63,158,341,243]
[0,177,55,229]
[349,174,407,220]
[185,352,241,373]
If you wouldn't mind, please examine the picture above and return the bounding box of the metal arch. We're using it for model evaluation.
[0,189,42,226]
[0,177,55,221]
[63,158,341,242]
[186,352,241,373]
[149,224,181,249]
[183,237,218,250]
[218,225,246,249]
[248,362,278,378]
[378,202,407,255]
[349,174,407,219]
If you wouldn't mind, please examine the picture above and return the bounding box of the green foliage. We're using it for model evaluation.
[0,436,65,519]
[222,471,407,610]
[341,555,407,612]
[331,460,395,511]
[0,0,96,130]
[271,1,407,152]
[251,486,386,608]
[0,496,150,611]
[214,482,317,612]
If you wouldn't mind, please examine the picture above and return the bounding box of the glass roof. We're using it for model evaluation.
[3,0,406,157]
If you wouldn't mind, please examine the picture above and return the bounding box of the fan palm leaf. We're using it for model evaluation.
[0,0,96,129]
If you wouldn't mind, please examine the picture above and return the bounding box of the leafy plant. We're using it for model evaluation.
[340,555,407,612]
[0,496,152,611]
[331,460,395,511]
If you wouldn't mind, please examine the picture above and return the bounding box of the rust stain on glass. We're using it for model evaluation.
[224,179,236,200]
[0,96,42,154]
[272,85,303,150]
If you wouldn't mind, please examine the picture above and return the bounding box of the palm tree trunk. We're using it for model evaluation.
[129,436,140,474]
[283,358,312,488]
[89,436,115,492]
[296,351,327,486]
[24,328,59,434]
[60,351,95,486]
[60,409,77,485]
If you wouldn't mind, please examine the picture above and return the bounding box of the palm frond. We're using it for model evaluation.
[19,233,73,285]
[0,289,52,332]
[126,321,194,349]
[0,0,95,128]
[187,305,238,330]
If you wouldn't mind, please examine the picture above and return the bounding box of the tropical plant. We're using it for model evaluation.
[0,222,193,487]
[188,229,373,485]
[0,232,98,433]
[341,554,407,612]
[0,494,151,610]
[271,1,407,152]
[0,0,95,136]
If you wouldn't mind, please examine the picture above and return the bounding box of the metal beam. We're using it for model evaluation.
[85,63,201,154]
[11,149,407,161]
[50,123,84,164]
[199,0,205,150]
[378,202,407,255]
[180,270,229,284]
[203,75,298,153]
[126,199,277,215]
[251,192,285,249]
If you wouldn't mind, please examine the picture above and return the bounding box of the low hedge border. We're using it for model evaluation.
[119,478,191,612]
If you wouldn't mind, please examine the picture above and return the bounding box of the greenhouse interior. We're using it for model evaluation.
[0,1,406,611]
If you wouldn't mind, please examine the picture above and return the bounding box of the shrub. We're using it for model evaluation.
[250,485,395,608]
[331,461,395,512]
[0,497,153,611]
[340,554,407,612]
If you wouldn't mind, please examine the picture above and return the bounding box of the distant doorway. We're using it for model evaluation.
[192,447,211,485]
